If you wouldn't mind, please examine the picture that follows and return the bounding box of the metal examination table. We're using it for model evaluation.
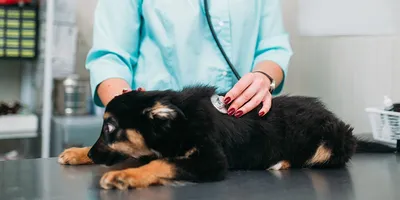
[1,153,399,200]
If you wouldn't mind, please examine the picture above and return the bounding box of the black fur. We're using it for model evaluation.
[88,85,395,183]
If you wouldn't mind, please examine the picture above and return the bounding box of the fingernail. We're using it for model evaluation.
[227,108,235,116]
[122,88,130,93]
[224,97,231,104]
[235,111,243,118]
[137,87,144,92]
[259,111,265,117]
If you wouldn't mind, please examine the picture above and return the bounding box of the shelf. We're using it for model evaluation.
[0,131,36,139]
[0,114,38,139]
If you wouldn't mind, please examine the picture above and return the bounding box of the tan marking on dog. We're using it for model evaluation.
[268,160,291,170]
[100,159,176,189]
[109,129,154,158]
[153,101,167,110]
[184,147,197,158]
[144,102,176,119]
[103,112,112,119]
[58,147,93,165]
[177,147,198,159]
[306,143,332,165]
[280,160,290,169]
[126,129,150,150]
[109,142,137,156]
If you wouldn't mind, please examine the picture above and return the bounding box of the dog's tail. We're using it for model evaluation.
[355,138,396,153]
[338,122,396,153]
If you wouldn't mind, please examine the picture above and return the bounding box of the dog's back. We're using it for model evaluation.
[173,86,357,170]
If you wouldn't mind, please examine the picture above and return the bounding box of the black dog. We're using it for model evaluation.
[58,85,395,189]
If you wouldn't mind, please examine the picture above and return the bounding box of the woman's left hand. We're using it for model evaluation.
[223,72,272,118]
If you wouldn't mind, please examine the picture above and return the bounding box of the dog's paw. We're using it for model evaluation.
[100,169,168,190]
[58,147,93,165]
[267,160,291,170]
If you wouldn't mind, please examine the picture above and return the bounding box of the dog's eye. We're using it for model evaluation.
[103,123,116,133]
[107,124,115,132]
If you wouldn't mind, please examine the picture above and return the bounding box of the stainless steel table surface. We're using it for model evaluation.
[1,153,399,200]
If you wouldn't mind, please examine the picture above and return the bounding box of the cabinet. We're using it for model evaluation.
[0,0,77,158]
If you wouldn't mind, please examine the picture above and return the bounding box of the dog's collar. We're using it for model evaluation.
[210,94,228,114]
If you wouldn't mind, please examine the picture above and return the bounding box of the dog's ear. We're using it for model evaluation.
[143,101,185,120]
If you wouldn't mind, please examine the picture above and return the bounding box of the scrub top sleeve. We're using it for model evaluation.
[85,0,142,107]
[253,0,293,95]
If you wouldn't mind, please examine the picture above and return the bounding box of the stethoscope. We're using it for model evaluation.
[203,0,242,81]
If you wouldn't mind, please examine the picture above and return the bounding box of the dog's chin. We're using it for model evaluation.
[104,159,117,166]
[95,150,161,166]
[97,152,130,166]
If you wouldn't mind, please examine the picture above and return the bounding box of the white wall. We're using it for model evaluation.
[1,0,398,135]
[74,0,97,78]
[281,0,400,134]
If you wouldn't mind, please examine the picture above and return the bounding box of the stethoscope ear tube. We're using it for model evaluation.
[203,0,241,81]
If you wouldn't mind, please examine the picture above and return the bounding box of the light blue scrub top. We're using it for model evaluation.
[86,0,293,107]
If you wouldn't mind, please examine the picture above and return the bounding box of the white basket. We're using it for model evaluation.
[365,107,400,145]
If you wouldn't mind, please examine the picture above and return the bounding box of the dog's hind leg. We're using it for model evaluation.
[303,133,357,169]
[58,147,94,165]
[303,143,333,168]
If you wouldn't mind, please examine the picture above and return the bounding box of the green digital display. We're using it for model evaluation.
[0,5,38,59]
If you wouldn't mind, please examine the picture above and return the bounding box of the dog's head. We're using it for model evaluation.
[87,90,186,166]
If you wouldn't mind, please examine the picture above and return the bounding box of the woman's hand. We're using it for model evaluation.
[122,87,145,94]
[223,72,272,118]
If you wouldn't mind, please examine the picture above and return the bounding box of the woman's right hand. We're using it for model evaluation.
[122,87,145,94]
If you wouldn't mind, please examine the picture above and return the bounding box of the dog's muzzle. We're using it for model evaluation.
[88,140,129,166]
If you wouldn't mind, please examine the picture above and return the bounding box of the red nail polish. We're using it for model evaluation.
[235,111,243,118]
[224,97,231,104]
[228,108,235,116]
[259,111,265,117]
[122,89,129,93]
[137,87,143,92]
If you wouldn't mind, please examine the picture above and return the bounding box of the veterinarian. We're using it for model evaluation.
[85,0,293,117]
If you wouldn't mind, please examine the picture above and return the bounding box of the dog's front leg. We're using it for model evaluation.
[58,147,93,165]
[99,146,228,190]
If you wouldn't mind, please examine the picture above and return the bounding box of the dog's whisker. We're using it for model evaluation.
[151,149,162,158]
